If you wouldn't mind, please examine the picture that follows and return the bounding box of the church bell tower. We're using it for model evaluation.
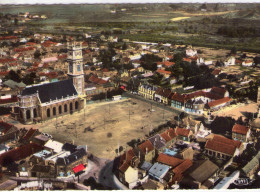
[67,42,85,96]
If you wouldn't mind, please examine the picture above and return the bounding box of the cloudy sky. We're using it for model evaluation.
[0,0,259,4]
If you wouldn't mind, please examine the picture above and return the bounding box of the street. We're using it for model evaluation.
[98,160,128,190]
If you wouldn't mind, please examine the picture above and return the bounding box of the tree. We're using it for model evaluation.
[149,72,163,85]
[124,63,134,70]
[140,54,161,72]
[14,17,18,25]
[215,60,224,67]
[172,52,185,63]
[23,72,36,85]
[230,47,237,55]
[6,70,21,82]
[34,50,41,59]
[122,42,128,50]
[210,116,236,136]
[170,63,183,78]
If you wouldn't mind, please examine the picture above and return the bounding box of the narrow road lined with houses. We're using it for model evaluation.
[98,160,128,190]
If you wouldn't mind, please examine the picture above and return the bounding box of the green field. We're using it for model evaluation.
[1,4,260,53]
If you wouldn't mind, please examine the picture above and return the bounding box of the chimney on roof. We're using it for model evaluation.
[146,147,148,155]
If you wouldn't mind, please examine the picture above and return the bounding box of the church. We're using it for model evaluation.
[18,42,85,124]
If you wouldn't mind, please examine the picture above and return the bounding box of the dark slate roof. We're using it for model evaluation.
[149,134,166,150]
[186,160,219,183]
[56,148,87,166]
[31,165,51,173]
[21,79,77,103]
[62,143,77,153]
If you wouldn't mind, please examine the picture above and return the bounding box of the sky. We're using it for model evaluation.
[0,0,260,4]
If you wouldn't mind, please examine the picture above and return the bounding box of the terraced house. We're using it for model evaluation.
[170,87,231,115]
[154,88,173,105]
[138,83,157,100]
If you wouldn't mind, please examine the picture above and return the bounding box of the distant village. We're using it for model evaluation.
[0,11,259,190]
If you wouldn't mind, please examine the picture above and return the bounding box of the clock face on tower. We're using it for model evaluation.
[74,51,81,57]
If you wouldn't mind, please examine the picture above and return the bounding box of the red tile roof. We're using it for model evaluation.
[85,49,91,54]
[205,135,241,156]
[183,58,192,62]
[0,143,43,166]
[235,59,242,64]
[0,36,17,41]
[22,128,38,141]
[171,87,226,103]
[0,96,18,105]
[189,56,198,60]
[0,121,13,134]
[207,97,232,108]
[28,68,38,72]
[213,135,241,148]
[57,54,67,60]
[160,128,176,142]
[157,61,175,67]
[43,63,49,68]
[155,88,173,98]
[160,132,171,142]
[211,86,227,96]
[169,159,193,184]
[41,40,57,48]
[212,69,221,76]
[138,140,154,154]
[14,46,34,52]
[173,159,192,174]
[26,42,37,46]
[88,75,107,85]
[102,68,109,72]
[0,71,9,76]
[0,58,17,63]
[171,92,186,103]
[232,124,249,135]
[119,149,136,173]
[175,127,191,137]
[156,69,171,75]
[157,153,184,168]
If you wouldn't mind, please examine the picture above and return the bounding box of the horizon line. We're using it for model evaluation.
[1,0,260,5]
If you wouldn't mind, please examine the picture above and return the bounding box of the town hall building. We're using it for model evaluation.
[18,42,85,124]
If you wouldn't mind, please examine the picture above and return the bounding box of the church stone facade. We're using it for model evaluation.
[18,42,85,124]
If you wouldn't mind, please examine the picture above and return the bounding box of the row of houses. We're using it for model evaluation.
[0,121,88,180]
[114,119,254,190]
[138,84,232,115]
